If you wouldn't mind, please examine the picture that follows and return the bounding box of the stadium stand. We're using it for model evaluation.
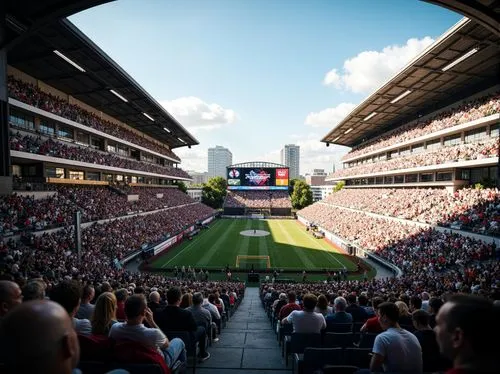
[1,2,499,373]
[224,191,293,209]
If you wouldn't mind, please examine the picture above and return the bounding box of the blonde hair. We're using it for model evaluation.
[395,300,410,316]
[91,292,117,335]
[180,293,193,308]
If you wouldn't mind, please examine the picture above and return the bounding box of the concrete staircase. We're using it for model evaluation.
[197,287,291,374]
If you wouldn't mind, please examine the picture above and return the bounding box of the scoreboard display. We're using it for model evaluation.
[227,167,289,190]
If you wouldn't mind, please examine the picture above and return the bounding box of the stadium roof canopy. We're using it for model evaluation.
[5,14,199,150]
[228,161,288,168]
[422,0,500,36]
[321,17,500,148]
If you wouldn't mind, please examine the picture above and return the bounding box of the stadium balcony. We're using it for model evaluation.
[327,127,498,191]
[9,130,192,182]
[341,93,499,162]
[8,76,182,163]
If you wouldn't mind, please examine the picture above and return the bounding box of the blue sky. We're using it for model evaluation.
[70,0,461,174]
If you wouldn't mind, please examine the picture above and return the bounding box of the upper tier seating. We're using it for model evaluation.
[343,92,500,160]
[332,138,498,178]
[9,132,191,179]
[8,76,181,161]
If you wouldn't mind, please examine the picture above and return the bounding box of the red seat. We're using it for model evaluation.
[113,340,170,374]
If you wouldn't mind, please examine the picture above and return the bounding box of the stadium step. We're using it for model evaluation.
[197,287,291,374]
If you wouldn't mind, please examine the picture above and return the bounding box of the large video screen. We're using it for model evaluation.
[227,167,289,190]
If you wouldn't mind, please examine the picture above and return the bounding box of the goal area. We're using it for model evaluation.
[235,255,271,269]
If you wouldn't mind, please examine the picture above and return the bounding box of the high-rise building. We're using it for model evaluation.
[207,146,233,179]
[280,144,300,179]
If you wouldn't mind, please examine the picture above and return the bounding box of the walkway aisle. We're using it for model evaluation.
[198,287,291,374]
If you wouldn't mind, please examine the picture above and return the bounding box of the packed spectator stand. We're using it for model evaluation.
[322,187,499,236]
[224,191,292,209]
[0,185,197,235]
[0,180,246,373]
[8,77,181,162]
[341,93,499,162]
[9,131,191,179]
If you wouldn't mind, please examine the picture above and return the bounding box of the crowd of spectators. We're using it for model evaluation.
[0,186,196,235]
[333,137,499,178]
[8,76,181,161]
[10,131,191,179]
[343,92,500,161]
[324,187,499,236]
[297,203,498,276]
[224,191,292,209]
[1,202,215,282]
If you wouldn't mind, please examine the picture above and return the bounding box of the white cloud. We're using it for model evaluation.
[323,36,434,94]
[160,97,237,133]
[175,147,208,173]
[296,138,349,175]
[305,102,356,128]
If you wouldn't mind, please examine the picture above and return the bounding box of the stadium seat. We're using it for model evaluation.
[293,347,343,374]
[284,333,322,367]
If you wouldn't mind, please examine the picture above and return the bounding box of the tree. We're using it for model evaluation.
[289,178,298,196]
[291,180,313,210]
[175,181,187,194]
[201,177,227,209]
[333,180,345,192]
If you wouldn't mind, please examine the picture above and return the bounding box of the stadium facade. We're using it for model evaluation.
[321,18,499,192]
[4,19,198,193]
[298,17,499,274]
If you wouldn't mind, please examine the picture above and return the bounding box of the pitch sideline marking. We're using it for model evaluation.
[298,222,346,269]
[160,219,223,268]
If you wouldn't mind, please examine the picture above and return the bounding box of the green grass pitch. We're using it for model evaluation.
[151,219,357,272]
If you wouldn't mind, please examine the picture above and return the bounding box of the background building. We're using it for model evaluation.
[280,144,300,179]
[306,169,327,186]
[208,146,233,179]
[186,171,209,186]
[310,185,335,202]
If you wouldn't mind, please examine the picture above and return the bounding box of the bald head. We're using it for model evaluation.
[1,300,79,374]
[0,280,23,316]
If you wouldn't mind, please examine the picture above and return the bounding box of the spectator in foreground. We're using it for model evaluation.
[282,293,326,333]
[91,292,118,336]
[434,294,499,373]
[114,288,128,321]
[22,279,45,301]
[76,284,95,320]
[369,302,422,373]
[49,280,91,336]
[188,292,217,342]
[0,280,23,318]
[1,300,80,374]
[109,294,186,369]
[412,309,450,373]
[155,287,210,361]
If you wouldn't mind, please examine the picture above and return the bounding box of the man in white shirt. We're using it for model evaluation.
[109,294,185,368]
[370,301,423,373]
[281,293,326,333]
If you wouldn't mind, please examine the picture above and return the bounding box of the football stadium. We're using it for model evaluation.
[0,1,499,374]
